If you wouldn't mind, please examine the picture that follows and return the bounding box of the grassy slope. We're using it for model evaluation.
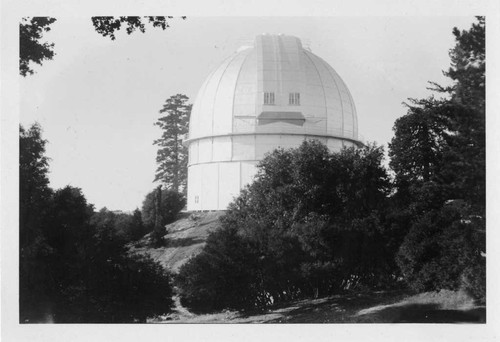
[129,211,224,272]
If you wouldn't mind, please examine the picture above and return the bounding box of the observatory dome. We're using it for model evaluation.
[186,34,361,211]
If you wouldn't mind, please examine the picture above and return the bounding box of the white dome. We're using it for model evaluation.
[187,34,361,211]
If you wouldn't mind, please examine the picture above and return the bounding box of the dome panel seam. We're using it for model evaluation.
[303,51,329,133]
[311,53,347,141]
[210,52,244,156]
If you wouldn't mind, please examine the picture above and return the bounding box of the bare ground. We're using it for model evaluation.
[150,289,485,324]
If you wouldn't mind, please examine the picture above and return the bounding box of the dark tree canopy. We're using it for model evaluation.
[445,16,485,109]
[177,141,396,312]
[389,17,485,299]
[390,17,485,214]
[141,187,186,229]
[389,99,447,185]
[19,123,52,248]
[19,17,57,76]
[19,123,55,319]
[153,94,191,193]
[90,207,147,244]
[19,123,175,322]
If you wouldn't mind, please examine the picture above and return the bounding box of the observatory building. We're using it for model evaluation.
[186,34,361,211]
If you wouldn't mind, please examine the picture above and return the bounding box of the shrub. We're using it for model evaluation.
[141,189,186,229]
[396,204,485,299]
[176,141,397,312]
[85,254,174,323]
[176,226,260,312]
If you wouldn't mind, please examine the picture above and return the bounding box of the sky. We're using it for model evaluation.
[20,16,477,212]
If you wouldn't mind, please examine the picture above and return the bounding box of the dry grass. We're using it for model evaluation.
[129,211,224,272]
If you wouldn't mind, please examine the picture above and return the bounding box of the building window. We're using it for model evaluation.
[194,195,199,204]
[264,92,275,105]
[289,92,300,105]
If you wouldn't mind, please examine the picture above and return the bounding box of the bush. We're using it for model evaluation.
[141,189,186,229]
[177,141,397,312]
[176,226,260,312]
[82,254,174,323]
[396,204,485,299]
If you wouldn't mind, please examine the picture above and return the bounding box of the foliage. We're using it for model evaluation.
[141,187,186,230]
[56,253,174,323]
[19,123,55,319]
[153,94,192,193]
[177,140,396,312]
[389,17,485,299]
[91,207,147,244]
[129,208,147,241]
[389,99,447,185]
[19,123,52,247]
[19,17,56,76]
[396,203,485,300]
[443,16,485,109]
[91,16,186,40]
[19,123,174,323]
[176,226,260,312]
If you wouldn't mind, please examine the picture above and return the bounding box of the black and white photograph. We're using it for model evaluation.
[2,0,499,341]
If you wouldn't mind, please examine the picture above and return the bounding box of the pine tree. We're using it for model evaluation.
[390,17,485,298]
[153,94,191,193]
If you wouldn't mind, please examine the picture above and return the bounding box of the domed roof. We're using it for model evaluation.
[188,34,359,144]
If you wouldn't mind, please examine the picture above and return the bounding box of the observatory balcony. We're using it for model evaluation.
[257,111,305,126]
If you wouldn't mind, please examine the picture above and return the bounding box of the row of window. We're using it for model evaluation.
[264,92,300,105]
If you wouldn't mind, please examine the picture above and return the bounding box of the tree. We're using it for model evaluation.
[389,100,446,185]
[441,17,485,214]
[44,186,95,258]
[19,123,55,321]
[141,187,186,231]
[19,17,57,76]
[442,16,485,110]
[19,123,176,322]
[153,94,192,193]
[20,16,186,76]
[91,207,147,243]
[388,98,450,213]
[396,202,485,299]
[177,141,396,312]
[389,17,485,299]
[19,123,52,247]
[176,226,260,312]
[129,208,147,241]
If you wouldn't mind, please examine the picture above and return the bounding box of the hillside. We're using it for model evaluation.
[128,211,224,272]
[128,213,485,324]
